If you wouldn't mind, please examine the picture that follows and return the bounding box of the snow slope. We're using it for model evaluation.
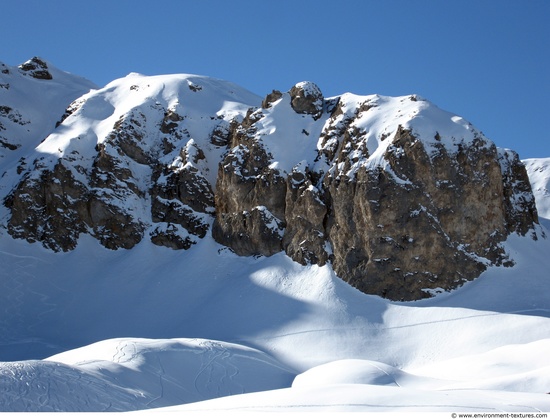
[30,71,261,186]
[0,61,549,412]
[0,58,96,170]
[0,338,294,411]
[0,227,549,411]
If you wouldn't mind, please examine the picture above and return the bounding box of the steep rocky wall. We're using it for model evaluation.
[209,83,540,300]
[323,128,513,300]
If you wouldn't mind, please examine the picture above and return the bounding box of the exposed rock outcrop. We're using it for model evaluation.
[212,107,287,256]
[18,57,53,80]
[322,126,516,300]
[6,161,89,251]
[282,162,330,266]
[289,82,324,120]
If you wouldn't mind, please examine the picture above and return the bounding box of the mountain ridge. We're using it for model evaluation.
[0,58,542,300]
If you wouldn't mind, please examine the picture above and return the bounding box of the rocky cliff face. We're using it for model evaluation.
[0,61,541,300]
[2,70,257,253]
[210,85,540,300]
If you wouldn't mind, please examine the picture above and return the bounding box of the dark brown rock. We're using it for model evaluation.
[322,126,526,300]
[262,90,283,109]
[18,57,53,80]
[289,82,324,120]
[150,142,215,240]
[498,149,540,237]
[150,224,195,250]
[212,206,284,256]
[6,161,89,251]
[212,144,287,253]
[283,163,330,265]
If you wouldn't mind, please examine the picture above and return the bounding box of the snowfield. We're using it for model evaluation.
[0,60,549,412]
[0,225,549,412]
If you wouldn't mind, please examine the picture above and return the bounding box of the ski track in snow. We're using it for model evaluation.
[0,251,63,353]
[65,338,256,409]
[248,308,550,342]
[0,255,43,343]
[112,340,137,364]
[366,361,402,387]
[193,341,244,398]
[0,361,116,411]
[145,353,166,408]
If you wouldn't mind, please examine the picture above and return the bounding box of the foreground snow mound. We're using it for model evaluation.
[292,359,448,389]
[0,337,295,412]
[411,338,550,393]
[156,355,550,412]
[298,350,550,395]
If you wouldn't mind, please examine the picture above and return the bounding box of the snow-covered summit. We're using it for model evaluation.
[33,71,262,181]
[0,57,96,171]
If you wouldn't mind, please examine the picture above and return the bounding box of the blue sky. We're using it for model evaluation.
[2,0,549,158]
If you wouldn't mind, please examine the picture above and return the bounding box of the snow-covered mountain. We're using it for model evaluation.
[1,58,540,300]
[524,158,550,230]
[0,58,549,412]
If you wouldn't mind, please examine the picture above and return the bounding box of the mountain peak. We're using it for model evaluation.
[289,81,324,119]
[0,64,543,300]
[18,56,53,80]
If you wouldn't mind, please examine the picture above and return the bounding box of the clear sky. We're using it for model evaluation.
[2,0,549,158]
